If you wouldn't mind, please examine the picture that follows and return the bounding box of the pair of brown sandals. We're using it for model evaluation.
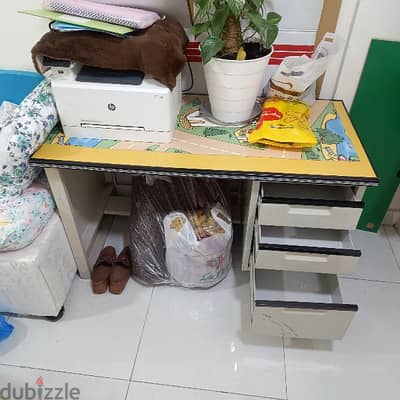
[91,246,132,295]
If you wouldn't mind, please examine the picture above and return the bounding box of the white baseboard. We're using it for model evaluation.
[383,210,400,226]
[384,226,400,266]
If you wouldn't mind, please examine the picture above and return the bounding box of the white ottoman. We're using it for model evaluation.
[0,213,76,317]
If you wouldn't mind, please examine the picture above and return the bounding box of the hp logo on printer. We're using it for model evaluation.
[108,103,117,112]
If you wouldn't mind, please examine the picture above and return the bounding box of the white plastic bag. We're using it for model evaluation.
[268,33,336,105]
[164,205,233,288]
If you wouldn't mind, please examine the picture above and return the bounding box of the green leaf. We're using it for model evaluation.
[192,22,210,37]
[201,36,225,64]
[210,7,230,37]
[249,0,264,9]
[266,23,279,50]
[248,10,280,49]
[194,0,211,10]
[266,11,282,25]
[247,9,265,33]
[194,0,213,20]
[194,0,281,53]
[225,0,245,17]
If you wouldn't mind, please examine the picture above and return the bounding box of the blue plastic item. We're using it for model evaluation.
[0,317,14,342]
[51,21,90,32]
[0,70,43,105]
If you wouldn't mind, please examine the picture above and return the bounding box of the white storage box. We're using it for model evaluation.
[254,225,361,275]
[0,214,76,317]
[259,183,364,230]
[250,268,358,340]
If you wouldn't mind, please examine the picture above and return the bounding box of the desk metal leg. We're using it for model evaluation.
[241,181,260,271]
[45,168,112,279]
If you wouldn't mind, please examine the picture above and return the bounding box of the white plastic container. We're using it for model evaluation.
[0,214,76,317]
[203,51,272,123]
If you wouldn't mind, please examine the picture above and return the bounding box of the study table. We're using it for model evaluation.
[31,97,377,340]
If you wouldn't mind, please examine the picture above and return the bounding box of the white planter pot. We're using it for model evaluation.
[203,50,272,123]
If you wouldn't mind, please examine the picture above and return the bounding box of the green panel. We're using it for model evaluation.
[351,39,400,232]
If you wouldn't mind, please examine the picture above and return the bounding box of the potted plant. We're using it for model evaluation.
[192,0,281,123]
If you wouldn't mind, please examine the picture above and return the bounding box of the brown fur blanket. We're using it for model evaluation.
[32,17,188,89]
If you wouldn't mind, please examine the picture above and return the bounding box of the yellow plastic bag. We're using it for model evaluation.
[248,98,317,148]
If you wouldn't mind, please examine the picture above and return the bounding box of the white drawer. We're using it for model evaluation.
[250,267,358,340]
[254,225,361,274]
[258,183,364,230]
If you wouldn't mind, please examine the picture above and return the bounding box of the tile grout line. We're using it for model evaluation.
[282,338,289,400]
[0,363,129,383]
[124,287,155,400]
[131,379,286,400]
[0,362,286,400]
[339,276,400,285]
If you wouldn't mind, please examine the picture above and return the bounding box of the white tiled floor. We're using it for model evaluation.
[1,228,400,400]
[133,272,286,398]
[0,279,152,380]
[0,365,129,399]
[345,228,400,283]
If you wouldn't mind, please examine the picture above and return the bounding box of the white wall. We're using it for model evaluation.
[334,0,400,226]
[335,0,400,107]
[0,0,48,72]
[4,1,400,100]
[91,0,193,26]
[0,0,194,72]
[0,0,325,73]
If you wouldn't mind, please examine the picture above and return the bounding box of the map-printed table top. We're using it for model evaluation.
[31,97,377,185]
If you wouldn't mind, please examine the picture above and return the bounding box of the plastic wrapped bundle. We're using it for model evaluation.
[129,177,233,288]
[42,0,160,29]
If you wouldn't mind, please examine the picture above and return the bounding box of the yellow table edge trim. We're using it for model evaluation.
[32,101,377,181]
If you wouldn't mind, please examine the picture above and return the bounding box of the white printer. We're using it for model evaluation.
[50,64,181,143]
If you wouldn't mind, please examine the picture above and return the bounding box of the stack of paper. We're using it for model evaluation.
[19,9,134,37]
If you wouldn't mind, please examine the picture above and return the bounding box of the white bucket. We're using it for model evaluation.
[203,51,272,123]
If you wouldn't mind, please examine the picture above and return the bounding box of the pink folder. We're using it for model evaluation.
[42,0,160,29]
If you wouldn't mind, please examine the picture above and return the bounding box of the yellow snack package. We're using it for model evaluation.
[248,98,317,148]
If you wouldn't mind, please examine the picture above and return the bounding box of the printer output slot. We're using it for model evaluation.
[81,123,146,132]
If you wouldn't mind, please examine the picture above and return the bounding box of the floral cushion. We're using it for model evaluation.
[0,101,17,129]
[0,183,55,252]
[0,80,58,199]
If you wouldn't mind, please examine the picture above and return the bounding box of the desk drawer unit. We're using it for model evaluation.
[258,183,364,230]
[250,267,358,340]
[254,225,361,275]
